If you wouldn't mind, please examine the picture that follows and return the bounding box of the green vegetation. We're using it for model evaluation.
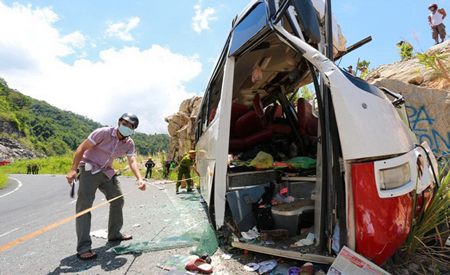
[390,166,450,272]
[0,170,7,188]
[417,52,450,83]
[0,155,73,175]
[357,60,371,78]
[0,152,181,183]
[397,41,414,60]
[300,85,313,101]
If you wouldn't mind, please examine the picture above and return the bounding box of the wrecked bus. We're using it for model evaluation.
[194,0,439,265]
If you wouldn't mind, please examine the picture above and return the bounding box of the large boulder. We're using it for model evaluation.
[372,78,450,156]
[165,96,202,161]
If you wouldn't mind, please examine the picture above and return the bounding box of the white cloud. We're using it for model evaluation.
[60,31,86,49]
[0,3,202,134]
[106,17,140,41]
[192,4,217,34]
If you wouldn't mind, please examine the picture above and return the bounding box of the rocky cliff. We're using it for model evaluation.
[0,137,45,160]
[365,41,450,91]
[0,119,44,160]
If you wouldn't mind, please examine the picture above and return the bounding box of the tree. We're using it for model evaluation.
[357,60,371,78]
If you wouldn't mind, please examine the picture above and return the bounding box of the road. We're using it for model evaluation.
[0,174,232,275]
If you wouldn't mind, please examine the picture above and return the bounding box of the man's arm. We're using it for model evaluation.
[191,165,200,176]
[440,8,447,20]
[128,155,146,191]
[66,139,95,184]
[429,14,434,27]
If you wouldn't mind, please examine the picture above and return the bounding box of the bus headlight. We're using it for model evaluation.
[379,162,411,190]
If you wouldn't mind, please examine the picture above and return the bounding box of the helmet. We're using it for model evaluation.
[429,3,438,9]
[119,113,139,128]
[188,150,196,155]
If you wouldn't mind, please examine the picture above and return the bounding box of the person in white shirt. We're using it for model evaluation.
[428,3,447,44]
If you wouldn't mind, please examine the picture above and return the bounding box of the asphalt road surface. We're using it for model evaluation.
[0,174,239,275]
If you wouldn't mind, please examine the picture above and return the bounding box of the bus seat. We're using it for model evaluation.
[267,124,292,135]
[244,128,273,147]
[234,110,264,138]
[230,103,250,138]
[265,103,292,135]
[266,104,283,125]
[253,93,264,118]
[231,103,249,124]
[229,128,273,151]
[297,98,318,142]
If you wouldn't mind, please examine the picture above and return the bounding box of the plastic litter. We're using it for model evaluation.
[90,229,107,239]
[249,151,274,170]
[264,240,275,245]
[271,262,290,275]
[251,65,263,83]
[287,266,301,275]
[293,233,315,247]
[285,157,317,169]
[244,263,260,272]
[273,193,297,204]
[332,220,341,254]
[241,226,260,240]
[258,259,278,274]
[221,254,232,260]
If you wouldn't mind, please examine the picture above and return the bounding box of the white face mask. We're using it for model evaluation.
[118,124,134,137]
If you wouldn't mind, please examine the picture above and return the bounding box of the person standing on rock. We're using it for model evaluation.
[428,3,447,44]
[66,112,146,260]
[144,157,155,179]
[176,150,199,194]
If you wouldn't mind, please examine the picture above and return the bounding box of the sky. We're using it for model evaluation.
[0,0,446,135]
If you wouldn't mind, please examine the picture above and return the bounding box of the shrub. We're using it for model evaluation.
[0,169,8,188]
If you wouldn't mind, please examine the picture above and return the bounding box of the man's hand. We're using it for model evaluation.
[66,169,78,185]
[138,179,146,191]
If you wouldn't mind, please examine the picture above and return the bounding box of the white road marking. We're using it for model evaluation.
[0,227,21,238]
[70,200,77,204]
[0,177,23,198]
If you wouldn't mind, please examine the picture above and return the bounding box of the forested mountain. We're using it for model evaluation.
[0,77,169,157]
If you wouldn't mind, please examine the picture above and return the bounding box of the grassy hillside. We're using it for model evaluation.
[0,77,169,157]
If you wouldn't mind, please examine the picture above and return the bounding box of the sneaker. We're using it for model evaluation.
[176,190,179,194]
[187,188,193,192]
